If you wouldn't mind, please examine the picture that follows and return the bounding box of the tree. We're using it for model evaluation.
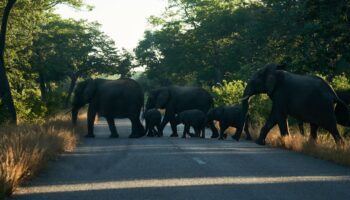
[31,16,120,107]
[0,0,17,124]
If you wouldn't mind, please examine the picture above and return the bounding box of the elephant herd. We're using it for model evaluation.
[72,63,350,145]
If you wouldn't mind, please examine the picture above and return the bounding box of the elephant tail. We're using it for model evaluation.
[335,97,350,126]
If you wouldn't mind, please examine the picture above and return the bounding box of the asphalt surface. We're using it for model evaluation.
[14,119,350,200]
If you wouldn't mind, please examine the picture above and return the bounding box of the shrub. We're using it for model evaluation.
[0,114,85,198]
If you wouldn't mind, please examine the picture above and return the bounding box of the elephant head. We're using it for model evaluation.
[241,63,285,116]
[71,79,96,124]
[146,87,170,110]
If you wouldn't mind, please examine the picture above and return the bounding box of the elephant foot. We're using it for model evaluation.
[256,139,266,145]
[147,134,154,137]
[85,134,95,138]
[232,134,240,141]
[182,135,186,138]
[211,134,219,138]
[218,137,224,140]
[189,133,196,137]
[170,133,178,137]
[110,134,119,138]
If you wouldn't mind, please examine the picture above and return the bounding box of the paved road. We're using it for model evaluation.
[14,119,350,200]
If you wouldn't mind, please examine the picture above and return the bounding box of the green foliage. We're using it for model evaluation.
[0,0,130,123]
[330,74,350,90]
[211,80,246,106]
[136,0,350,87]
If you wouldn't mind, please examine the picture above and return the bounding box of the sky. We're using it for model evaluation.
[55,0,167,51]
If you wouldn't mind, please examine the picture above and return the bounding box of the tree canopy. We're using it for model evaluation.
[0,0,133,123]
[135,0,350,87]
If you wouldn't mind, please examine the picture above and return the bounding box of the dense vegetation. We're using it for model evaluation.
[135,0,350,88]
[1,0,350,124]
[0,0,134,124]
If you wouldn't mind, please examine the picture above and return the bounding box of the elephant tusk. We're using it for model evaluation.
[240,96,249,101]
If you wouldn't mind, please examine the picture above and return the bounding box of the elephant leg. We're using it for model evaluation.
[277,117,290,137]
[151,127,158,137]
[233,117,250,141]
[145,122,150,137]
[86,105,97,138]
[232,126,243,141]
[244,119,252,140]
[309,123,318,142]
[256,113,278,145]
[182,124,190,138]
[209,121,219,138]
[169,117,178,137]
[106,117,119,138]
[323,119,343,144]
[129,115,145,138]
[156,124,162,137]
[159,114,170,137]
[219,123,228,140]
[194,127,200,138]
[298,121,305,135]
[201,127,205,138]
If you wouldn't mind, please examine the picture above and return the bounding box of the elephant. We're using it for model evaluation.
[240,63,349,145]
[72,78,145,138]
[143,108,162,137]
[175,109,207,138]
[207,106,251,140]
[298,89,350,135]
[146,86,219,138]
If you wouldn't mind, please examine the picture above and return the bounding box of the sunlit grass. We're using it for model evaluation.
[253,125,350,167]
[0,113,86,199]
[216,121,350,167]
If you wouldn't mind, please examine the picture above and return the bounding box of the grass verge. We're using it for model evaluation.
[0,114,86,199]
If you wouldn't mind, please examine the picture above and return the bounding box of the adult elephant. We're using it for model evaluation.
[72,78,145,138]
[146,86,219,138]
[239,63,349,145]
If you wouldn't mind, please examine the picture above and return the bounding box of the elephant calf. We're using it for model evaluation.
[207,106,251,141]
[144,108,162,137]
[176,109,207,138]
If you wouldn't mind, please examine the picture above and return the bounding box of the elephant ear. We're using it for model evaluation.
[264,63,285,96]
[83,79,96,103]
[156,89,170,109]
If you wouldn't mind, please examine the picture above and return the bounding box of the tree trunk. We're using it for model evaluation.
[65,74,78,107]
[38,71,47,101]
[212,42,223,83]
[0,0,17,124]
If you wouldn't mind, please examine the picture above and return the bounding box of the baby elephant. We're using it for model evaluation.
[207,106,251,140]
[144,108,162,137]
[176,109,207,138]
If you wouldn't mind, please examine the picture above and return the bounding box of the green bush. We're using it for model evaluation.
[330,74,350,90]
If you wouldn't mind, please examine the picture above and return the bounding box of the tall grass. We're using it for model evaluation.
[218,122,350,166]
[0,114,85,199]
[251,126,350,167]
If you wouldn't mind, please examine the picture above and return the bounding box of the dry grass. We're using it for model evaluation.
[216,121,350,167]
[0,113,86,199]
[251,126,350,167]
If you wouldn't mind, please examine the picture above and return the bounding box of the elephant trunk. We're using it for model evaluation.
[241,84,253,118]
